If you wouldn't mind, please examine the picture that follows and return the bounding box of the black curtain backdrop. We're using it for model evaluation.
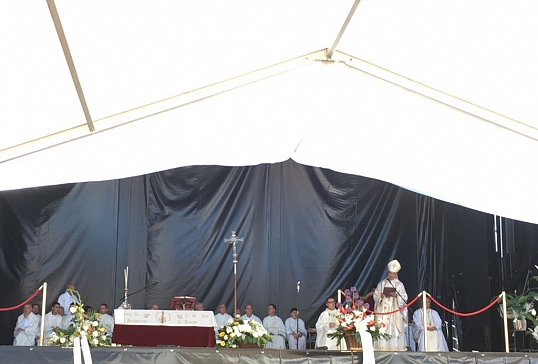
[1,159,538,350]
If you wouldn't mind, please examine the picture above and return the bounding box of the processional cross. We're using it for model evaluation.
[224,231,243,316]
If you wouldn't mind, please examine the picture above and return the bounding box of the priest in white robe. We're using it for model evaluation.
[31,303,42,344]
[315,297,346,350]
[98,303,115,336]
[285,307,307,349]
[215,304,233,327]
[263,304,286,349]
[412,297,448,351]
[43,302,63,344]
[58,284,79,313]
[214,303,233,338]
[241,304,263,324]
[373,259,408,351]
[13,304,40,346]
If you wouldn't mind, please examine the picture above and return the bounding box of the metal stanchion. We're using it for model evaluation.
[501,291,509,353]
[421,291,428,351]
[39,282,47,346]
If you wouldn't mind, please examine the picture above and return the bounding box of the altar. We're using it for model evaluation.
[113,309,217,347]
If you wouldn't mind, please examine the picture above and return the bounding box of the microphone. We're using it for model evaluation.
[297,281,301,293]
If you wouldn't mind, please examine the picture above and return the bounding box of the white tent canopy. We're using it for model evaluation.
[1,1,538,224]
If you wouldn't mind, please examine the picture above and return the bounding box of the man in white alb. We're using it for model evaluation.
[44,302,63,344]
[315,297,346,350]
[31,303,42,344]
[262,304,286,349]
[13,304,40,346]
[285,307,307,349]
[214,303,233,338]
[61,303,74,330]
[215,303,233,327]
[241,304,262,324]
[373,259,408,351]
[58,284,79,313]
[412,296,448,351]
[98,303,115,336]
[31,304,41,319]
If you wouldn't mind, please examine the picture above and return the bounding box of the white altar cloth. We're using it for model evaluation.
[114,309,216,327]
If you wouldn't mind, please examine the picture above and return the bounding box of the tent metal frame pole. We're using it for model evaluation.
[327,0,363,59]
[46,0,94,132]
[334,51,538,142]
[0,50,324,165]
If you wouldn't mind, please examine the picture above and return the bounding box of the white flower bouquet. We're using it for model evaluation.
[49,289,112,347]
[216,316,272,348]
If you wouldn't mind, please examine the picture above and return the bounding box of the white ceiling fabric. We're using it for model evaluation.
[1,1,537,224]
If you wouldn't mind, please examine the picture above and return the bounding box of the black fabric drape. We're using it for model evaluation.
[2,159,538,350]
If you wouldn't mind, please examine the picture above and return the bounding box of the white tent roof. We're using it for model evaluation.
[1,1,538,224]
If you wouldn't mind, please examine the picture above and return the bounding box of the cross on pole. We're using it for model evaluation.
[224,231,243,316]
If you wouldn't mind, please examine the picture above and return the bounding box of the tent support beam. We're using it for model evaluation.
[46,0,95,132]
[332,50,538,141]
[0,50,326,164]
[327,0,363,60]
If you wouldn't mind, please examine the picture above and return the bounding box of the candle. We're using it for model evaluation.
[338,289,341,304]
[124,266,129,290]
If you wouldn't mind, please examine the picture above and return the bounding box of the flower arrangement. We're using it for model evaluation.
[49,290,112,347]
[216,316,272,348]
[327,286,391,345]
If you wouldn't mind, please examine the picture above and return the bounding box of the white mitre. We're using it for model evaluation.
[387,259,401,273]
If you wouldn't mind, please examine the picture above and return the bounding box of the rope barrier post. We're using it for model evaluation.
[39,282,47,346]
[421,291,427,350]
[501,291,509,353]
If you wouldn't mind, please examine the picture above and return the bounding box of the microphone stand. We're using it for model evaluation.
[119,282,159,303]
[296,281,300,349]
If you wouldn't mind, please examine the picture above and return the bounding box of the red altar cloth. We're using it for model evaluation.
[113,324,216,347]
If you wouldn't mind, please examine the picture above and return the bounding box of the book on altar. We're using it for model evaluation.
[383,287,396,297]
[171,296,196,310]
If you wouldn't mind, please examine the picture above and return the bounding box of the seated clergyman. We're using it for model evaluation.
[13,304,40,346]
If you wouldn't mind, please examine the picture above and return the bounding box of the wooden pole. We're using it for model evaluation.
[225,231,243,318]
[234,259,237,317]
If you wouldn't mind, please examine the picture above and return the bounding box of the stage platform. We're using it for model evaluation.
[1,346,538,364]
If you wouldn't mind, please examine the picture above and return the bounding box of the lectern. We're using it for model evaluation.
[171,296,196,310]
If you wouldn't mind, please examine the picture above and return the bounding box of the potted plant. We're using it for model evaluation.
[327,287,390,350]
[216,316,272,348]
[502,276,538,331]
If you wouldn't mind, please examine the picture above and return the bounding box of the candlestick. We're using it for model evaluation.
[124,266,129,290]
